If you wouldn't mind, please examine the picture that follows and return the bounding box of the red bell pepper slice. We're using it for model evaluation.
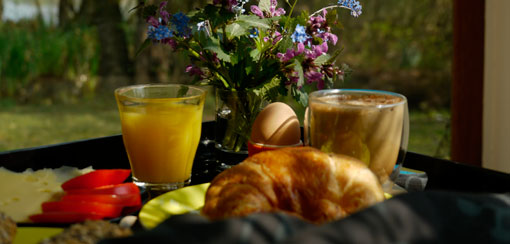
[42,200,123,218]
[29,212,105,223]
[65,183,140,196]
[61,169,131,191]
[61,193,141,207]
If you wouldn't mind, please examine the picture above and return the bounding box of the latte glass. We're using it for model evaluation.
[305,89,409,187]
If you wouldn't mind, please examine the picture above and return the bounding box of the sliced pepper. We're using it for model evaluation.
[61,193,141,207]
[61,169,131,191]
[42,200,123,218]
[29,212,105,223]
[65,182,140,196]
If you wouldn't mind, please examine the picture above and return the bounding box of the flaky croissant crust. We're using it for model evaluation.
[202,147,385,224]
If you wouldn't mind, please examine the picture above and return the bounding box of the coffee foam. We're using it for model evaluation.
[319,94,403,106]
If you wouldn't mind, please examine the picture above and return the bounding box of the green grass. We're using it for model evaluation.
[0,95,450,159]
[0,91,217,152]
[408,109,451,159]
[0,98,121,151]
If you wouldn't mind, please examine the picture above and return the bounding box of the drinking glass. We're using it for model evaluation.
[304,89,409,189]
[115,84,206,192]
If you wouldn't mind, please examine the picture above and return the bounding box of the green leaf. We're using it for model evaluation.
[135,38,152,58]
[253,76,282,102]
[177,85,190,98]
[204,37,231,62]
[291,87,309,107]
[293,60,304,87]
[313,54,331,66]
[277,36,293,53]
[237,15,271,30]
[250,49,261,61]
[327,48,344,64]
[142,5,157,19]
[225,23,247,39]
[259,0,271,13]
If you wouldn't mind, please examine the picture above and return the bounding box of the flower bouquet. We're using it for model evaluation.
[136,0,362,152]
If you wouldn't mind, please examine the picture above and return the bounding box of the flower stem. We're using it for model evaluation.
[310,5,350,17]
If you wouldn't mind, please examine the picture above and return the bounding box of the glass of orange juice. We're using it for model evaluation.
[115,84,206,192]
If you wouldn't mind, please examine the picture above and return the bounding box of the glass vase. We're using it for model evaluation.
[214,89,267,154]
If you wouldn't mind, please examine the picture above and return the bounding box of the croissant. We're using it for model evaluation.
[202,146,385,224]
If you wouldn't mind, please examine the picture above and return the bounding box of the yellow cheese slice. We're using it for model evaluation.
[0,166,93,222]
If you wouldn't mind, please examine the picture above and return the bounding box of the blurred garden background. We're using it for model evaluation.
[0,0,452,158]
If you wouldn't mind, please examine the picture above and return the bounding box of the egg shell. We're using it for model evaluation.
[250,102,301,145]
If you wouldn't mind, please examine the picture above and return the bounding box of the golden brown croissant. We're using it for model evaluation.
[202,146,385,224]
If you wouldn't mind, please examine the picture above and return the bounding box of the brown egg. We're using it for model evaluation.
[250,102,301,145]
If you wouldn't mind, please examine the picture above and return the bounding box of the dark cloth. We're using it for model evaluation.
[395,171,428,192]
[101,191,510,244]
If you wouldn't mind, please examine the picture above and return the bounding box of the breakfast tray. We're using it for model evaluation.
[1,121,508,194]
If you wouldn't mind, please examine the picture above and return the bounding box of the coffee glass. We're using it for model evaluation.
[305,89,409,187]
[115,84,206,192]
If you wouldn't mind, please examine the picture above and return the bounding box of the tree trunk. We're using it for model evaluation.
[58,0,75,28]
[33,0,44,23]
[0,0,3,21]
[79,0,132,93]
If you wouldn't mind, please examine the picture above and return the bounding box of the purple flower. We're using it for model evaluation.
[269,0,285,16]
[286,72,299,85]
[304,70,324,88]
[317,32,338,45]
[251,5,264,18]
[311,42,329,59]
[277,43,305,63]
[308,10,327,33]
[277,48,296,63]
[159,1,171,24]
[186,64,204,77]
[215,0,239,12]
[296,42,305,54]
[147,16,160,27]
[271,7,286,17]
[162,38,178,49]
[250,0,284,18]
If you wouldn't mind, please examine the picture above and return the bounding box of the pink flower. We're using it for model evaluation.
[273,31,282,44]
[147,16,159,27]
[296,42,305,55]
[186,65,204,77]
[304,69,324,89]
[305,42,329,59]
[159,2,170,24]
[251,0,285,18]
[277,48,296,62]
[270,7,286,17]
[162,38,178,49]
[318,32,338,45]
[251,5,264,18]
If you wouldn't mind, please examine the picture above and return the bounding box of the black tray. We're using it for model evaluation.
[1,121,509,194]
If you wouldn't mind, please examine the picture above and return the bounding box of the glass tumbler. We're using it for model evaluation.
[305,89,409,189]
[115,84,206,192]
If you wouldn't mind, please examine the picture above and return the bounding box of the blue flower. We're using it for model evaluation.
[249,28,259,38]
[147,25,173,40]
[291,24,310,43]
[338,0,363,17]
[171,12,191,37]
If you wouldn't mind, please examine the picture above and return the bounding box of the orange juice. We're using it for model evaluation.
[119,102,204,184]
